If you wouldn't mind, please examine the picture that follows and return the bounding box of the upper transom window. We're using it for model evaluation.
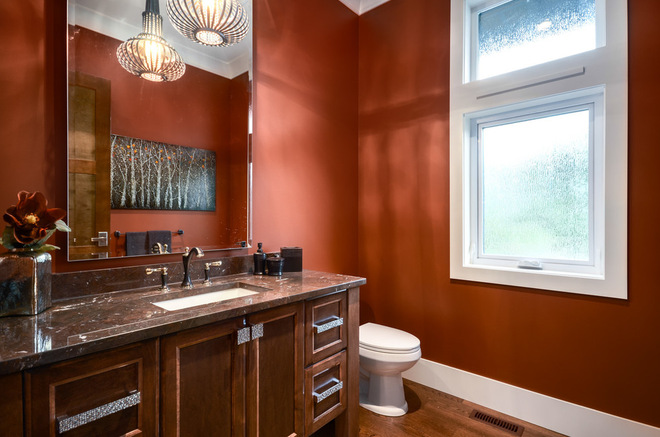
[471,0,602,81]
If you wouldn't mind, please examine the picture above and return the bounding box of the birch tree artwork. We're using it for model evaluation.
[110,135,216,211]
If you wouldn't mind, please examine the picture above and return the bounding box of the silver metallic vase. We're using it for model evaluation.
[0,251,52,317]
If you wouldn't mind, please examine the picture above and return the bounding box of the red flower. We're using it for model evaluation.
[3,191,66,245]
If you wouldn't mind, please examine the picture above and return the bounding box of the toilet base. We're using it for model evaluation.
[359,394,408,417]
[359,372,408,417]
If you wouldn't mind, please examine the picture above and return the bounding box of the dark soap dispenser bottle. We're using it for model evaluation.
[253,242,266,275]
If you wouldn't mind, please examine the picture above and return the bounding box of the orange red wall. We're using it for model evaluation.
[251,0,359,273]
[0,0,67,258]
[357,0,660,427]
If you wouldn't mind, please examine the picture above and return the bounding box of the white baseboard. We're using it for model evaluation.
[403,359,660,437]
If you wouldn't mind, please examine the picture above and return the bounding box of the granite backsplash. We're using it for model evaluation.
[52,254,253,301]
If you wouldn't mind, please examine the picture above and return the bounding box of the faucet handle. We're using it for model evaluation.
[183,246,204,257]
[146,267,169,291]
[203,260,224,285]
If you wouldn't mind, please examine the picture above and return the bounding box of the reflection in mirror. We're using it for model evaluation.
[67,0,252,261]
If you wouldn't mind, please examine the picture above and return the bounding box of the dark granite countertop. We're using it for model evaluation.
[0,270,365,375]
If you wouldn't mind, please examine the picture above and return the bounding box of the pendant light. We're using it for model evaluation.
[117,0,186,82]
[166,0,249,47]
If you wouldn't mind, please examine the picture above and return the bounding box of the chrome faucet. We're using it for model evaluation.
[181,247,204,289]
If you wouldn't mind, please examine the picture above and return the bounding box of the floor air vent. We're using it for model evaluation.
[469,409,525,436]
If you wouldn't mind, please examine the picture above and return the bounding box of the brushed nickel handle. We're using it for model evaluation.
[251,323,264,340]
[237,327,251,345]
[237,324,264,345]
[313,378,343,403]
[90,231,108,247]
[314,316,343,334]
[57,391,140,434]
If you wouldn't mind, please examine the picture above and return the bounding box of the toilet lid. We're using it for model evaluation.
[359,323,420,354]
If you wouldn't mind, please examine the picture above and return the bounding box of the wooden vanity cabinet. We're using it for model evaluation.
[0,372,23,437]
[13,285,360,437]
[23,340,158,437]
[160,302,305,437]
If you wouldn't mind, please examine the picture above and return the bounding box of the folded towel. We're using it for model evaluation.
[147,230,172,253]
[125,232,148,256]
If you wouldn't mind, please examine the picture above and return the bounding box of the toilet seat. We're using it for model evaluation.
[359,323,420,354]
[359,344,422,365]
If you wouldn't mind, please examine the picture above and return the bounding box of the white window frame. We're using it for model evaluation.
[449,0,628,299]
[469,90,603,272]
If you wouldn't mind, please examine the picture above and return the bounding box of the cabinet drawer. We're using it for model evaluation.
[25,340,158,437]
[305,291,347,366]
[304,350,347,435]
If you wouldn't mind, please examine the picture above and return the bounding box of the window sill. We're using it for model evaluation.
[450,261,626,299]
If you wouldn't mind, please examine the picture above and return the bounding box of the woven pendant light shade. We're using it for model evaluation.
[166,0,249,47]
[117,0,185,82]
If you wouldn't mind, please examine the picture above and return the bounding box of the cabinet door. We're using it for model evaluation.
[0,372,23,437]
[246,302,304,437]
[24,340,158,437]
[160,317,247,437]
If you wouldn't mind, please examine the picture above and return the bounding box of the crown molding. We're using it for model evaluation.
[338,0,390,15]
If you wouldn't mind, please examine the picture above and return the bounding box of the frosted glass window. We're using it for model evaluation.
[475,0,596,80]
[451,0,627,297]
[479,108,591,262]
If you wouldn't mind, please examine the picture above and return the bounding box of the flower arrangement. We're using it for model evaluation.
[1,191,70,252]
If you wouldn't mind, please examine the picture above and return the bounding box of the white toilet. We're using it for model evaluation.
[359,322,421,416]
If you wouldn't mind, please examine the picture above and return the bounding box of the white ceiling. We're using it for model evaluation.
[69,0,251,79]
[69,0,390,79]
[338,0,390,15]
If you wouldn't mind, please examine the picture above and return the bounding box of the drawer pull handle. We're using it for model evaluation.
[314,316,343,334]
[251,323,264,340]
[237,327,251,345]
[57,391,141,434]
[313,378,343,403]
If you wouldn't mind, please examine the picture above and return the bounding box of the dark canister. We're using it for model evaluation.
[266,256,285,276]
[280,247,302,272]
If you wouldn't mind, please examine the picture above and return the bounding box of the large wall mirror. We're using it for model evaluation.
[67,0,252,261]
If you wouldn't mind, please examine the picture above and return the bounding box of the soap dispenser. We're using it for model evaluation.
[253,242,266,275]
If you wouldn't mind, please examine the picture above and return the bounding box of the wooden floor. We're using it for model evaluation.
[314,379,565,437]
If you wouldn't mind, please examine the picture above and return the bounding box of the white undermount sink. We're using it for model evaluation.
[153,287,260,311]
